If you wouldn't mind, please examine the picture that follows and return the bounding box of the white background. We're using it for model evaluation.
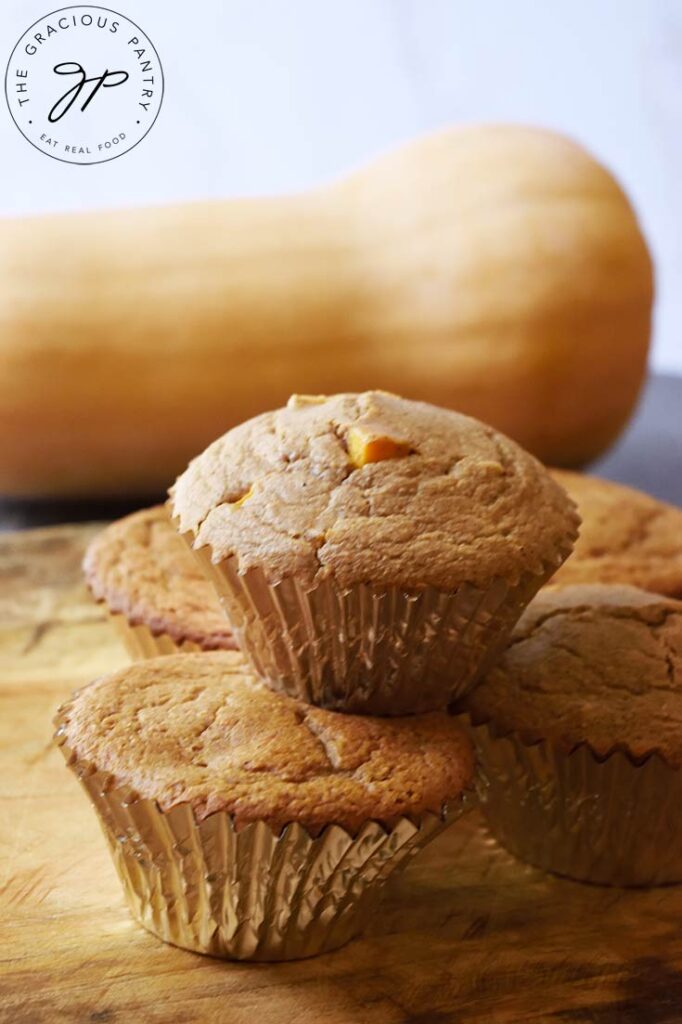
[1,0,680,374]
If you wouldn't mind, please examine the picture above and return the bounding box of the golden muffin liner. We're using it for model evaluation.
[108,611,204,660]
[188,545,563,714]
[468,718,682,886]
[54,705,469,961]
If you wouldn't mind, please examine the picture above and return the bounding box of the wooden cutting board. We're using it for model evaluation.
[2,524,682,1024]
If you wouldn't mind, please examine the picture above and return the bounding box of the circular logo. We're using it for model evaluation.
[4,5,163,164]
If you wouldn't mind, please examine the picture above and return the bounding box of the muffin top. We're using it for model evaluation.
[462,583,682,765]
[171,391,578,589]
[83,506,236,650]
[549,470,682,598]
[57,652,474,834]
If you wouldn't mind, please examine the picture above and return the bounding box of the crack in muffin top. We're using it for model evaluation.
[170,391,579,589]
[549,470,682,598]
[58,652,475,834]
[83,506,236,650]
[460,583,682,766]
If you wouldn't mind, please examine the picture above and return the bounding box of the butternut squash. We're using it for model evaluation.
[0,124,653,495]
[347,427,412,468]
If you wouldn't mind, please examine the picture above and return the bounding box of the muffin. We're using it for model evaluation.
[549,470,682,597]
[55,652,474,960]
[458,583,682,886]
[170,391,578,714]
[83,506,237,659]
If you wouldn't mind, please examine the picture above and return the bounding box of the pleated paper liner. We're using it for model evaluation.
[54,705,472,961]
[108,612,205,659]
[186,539,572,715]
[467,718,682,887]
[103,606,237,661]
[84,572,236,661]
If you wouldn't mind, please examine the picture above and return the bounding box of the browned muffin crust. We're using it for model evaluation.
[83,506,236,650]
[58,652,474,834]
[461,583,682,766]
[171,391,578,589]
[549,470,682,598]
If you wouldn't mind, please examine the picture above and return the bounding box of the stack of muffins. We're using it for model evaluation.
[55,390,682,961]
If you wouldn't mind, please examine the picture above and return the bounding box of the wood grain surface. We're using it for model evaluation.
[2,525,682,1024]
